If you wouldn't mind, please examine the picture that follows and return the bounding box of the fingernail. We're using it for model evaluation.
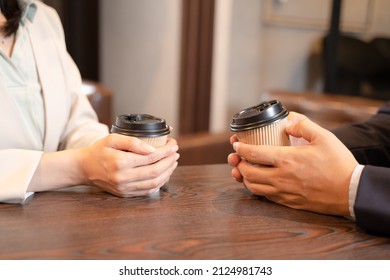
[172,145,179,153]
[175,153,180,161]
[233,142,239,151]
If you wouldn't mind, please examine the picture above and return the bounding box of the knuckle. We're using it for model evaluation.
[109,173,123,185]
[111,157,127,171]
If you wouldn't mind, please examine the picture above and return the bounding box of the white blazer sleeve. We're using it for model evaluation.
[0,150,42,203]
[58,52,109,150]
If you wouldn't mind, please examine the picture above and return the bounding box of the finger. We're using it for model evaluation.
[104,184,163,197]
[109,187,159,197]
[121,160,179,194]
[233,141,284,167]
[124,142,179,168]
[231,167,243,182]
[230,134,238,145]
[286,117,327,143]
[93,179,160,197]
[122,152,179,185]
[243,179,277,197]
[107,134,155,154]
[140,160,179,192]
[227,153,241,167]
[286,111,308,126]
[237,160,276,186]
[166,137,178,146]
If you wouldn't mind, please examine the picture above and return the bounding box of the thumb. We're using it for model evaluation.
[286,118,325,143]
[106,133,155,154]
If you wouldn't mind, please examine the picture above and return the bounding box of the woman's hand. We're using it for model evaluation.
[227,112,358,217]
[79,134,179,197]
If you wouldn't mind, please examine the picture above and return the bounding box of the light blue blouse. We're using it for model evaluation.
[0,2,44,151]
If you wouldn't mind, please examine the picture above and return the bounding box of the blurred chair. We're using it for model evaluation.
[322,34,390,100]
[261,90,384,130]
[82,79,113,127]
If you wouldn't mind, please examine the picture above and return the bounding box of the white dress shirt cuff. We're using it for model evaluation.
[348,164,365,220]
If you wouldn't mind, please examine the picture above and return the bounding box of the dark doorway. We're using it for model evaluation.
[44,0,100,81]
[179,0,215,134]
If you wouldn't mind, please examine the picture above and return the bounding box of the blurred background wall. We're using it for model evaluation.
[44,0,390,135]
[100,0,181,134]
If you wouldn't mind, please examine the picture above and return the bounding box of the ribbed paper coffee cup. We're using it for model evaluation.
[230,100,290,146]
[111,114,170,148]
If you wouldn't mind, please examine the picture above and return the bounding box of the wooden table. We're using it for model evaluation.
[1,164,389,260]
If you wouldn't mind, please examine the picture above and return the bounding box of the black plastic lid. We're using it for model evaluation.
[230,100,289,132]
[111,114,170,137]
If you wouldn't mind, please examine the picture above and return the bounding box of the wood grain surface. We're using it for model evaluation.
[0,164,389,260]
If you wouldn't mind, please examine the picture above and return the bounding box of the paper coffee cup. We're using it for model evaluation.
[111,114,170,148]
[230,100,290,146]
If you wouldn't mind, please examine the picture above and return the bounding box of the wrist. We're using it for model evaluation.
[76,147,91,186]
[28,149,86,192]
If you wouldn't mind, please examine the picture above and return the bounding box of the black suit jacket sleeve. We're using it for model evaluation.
[354,165,390,235]
[332,102,390,236]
